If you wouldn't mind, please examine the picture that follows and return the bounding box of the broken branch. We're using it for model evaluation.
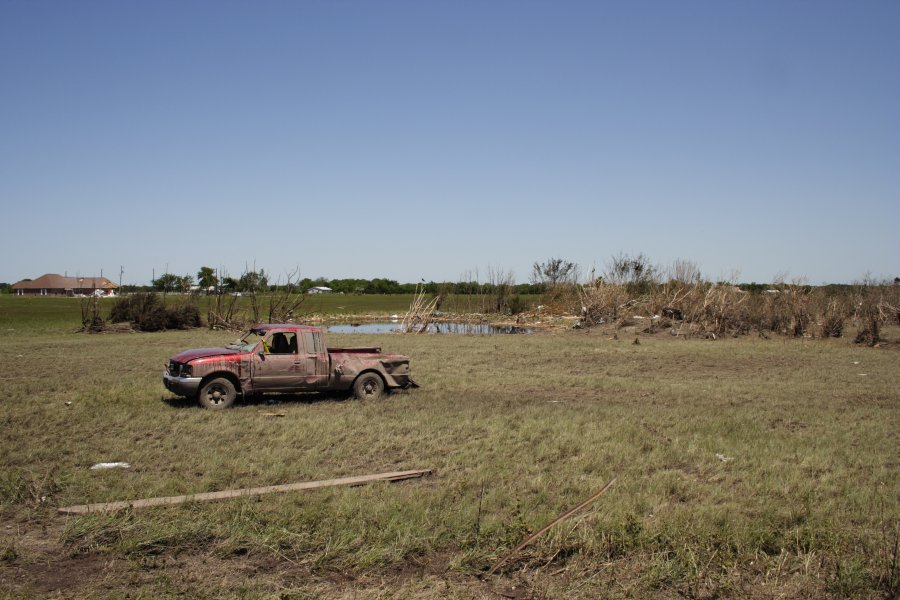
[486,477,617,577]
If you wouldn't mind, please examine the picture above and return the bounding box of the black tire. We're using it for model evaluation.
[353,372,385,401]
[198,377,238,409]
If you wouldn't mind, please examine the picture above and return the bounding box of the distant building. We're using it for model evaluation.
[308,286,333,294]
[11,274,118,297]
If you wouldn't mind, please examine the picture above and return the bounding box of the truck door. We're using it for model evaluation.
[299,329,328,387]
[252,331,311,391]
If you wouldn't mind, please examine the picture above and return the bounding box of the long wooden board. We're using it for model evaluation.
[58,469,432,515]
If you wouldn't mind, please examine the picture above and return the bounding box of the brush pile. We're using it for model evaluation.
[574,276,899,343]
[400,284,442,334]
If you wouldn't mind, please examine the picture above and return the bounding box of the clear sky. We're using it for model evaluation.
[2,1,898,286]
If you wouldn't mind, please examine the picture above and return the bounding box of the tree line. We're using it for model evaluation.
[138,266,546,296]
[7,256,894,295]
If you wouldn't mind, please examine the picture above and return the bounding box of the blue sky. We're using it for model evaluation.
[2,1,898,285]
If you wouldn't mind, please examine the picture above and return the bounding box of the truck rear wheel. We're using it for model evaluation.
[353,373,385,401]
[199,377,237,409]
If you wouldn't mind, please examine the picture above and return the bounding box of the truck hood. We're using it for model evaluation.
[171,347,242,363]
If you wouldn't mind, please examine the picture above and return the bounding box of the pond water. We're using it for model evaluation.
[327,322,533,335]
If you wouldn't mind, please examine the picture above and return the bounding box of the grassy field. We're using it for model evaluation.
[0,293,541,334]
[0,294,420,334]
[0,296,897,598]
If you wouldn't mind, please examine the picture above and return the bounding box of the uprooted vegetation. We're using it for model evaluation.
[386,258,899,345]
[108,293,202,332]
[77,268,310,333]
[76,257,898,344]
[525,256,900,344]
[206,267,307,331]
[572,277,899,343]
[78,292,202,333]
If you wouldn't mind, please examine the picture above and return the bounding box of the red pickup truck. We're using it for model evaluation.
[163,324,418,409]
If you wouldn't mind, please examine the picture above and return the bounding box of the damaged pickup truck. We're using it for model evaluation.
[163,324,418,409]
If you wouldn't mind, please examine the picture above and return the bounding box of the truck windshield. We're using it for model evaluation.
[229,329,266,352]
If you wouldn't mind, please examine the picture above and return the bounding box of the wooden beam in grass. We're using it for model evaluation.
[58,469,432,515]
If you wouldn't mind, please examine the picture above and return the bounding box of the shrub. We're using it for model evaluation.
[821,300,844,338]
[166,303,202,329]
[821,315,844,338]
[109,293,202,331]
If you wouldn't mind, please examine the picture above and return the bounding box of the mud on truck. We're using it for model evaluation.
[163,324,418,409]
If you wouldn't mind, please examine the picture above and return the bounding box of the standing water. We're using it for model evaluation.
[327,322,532,335]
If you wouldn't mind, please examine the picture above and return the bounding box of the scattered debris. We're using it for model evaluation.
[715,454,734,462]
[65,402,72,406]
[90,462,130,470]
[486,477,617,577]
[59,469,432,515]
[662,307,684,320]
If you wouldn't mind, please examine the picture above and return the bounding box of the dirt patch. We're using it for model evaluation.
[0,521,110,596]
[13,553,116,595]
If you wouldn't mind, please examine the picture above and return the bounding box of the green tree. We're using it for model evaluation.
[152,273,179,293]
[197,266,218,292]
[237,269,268,292]
[152,273,193,293]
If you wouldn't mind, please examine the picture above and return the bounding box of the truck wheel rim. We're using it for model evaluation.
[208,385,226,404]
[362,379,379,396]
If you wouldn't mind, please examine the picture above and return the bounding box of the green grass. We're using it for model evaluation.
[0,294,542,334]
[0,305,898,598]
[0,294,418,333]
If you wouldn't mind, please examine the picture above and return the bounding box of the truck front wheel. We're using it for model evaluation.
[199,377,238,409]
[353,373,385,401]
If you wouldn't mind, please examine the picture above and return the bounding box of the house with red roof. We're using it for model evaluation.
[11,274,118,297]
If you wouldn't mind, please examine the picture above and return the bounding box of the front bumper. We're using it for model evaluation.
[163,372,203,397]
[391,375,420,389]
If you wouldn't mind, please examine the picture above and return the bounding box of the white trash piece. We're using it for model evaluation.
[90,462,131,470]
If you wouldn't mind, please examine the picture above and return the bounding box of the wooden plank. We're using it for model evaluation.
[58,469,432,515]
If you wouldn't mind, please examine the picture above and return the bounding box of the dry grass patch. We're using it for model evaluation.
[1,324,898,598]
